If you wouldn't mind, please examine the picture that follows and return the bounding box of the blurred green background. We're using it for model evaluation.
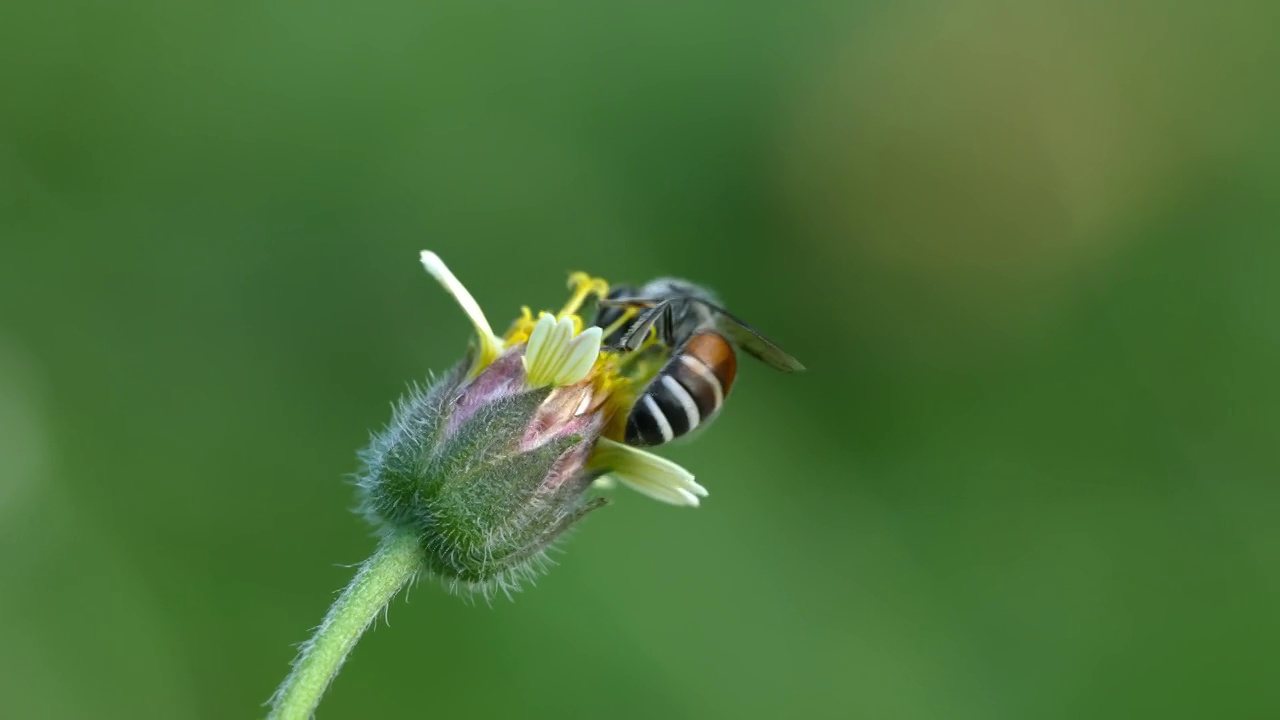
[2,1,1278,718]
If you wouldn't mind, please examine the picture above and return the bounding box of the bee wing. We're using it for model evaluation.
[600,295,806,372]
[689,298,807,373]
[598,297,670,351]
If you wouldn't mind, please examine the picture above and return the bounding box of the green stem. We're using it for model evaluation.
[269,531,423,720]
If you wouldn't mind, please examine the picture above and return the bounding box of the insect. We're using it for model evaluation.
[593,278,805,447]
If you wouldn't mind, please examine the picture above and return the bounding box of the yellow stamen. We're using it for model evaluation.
[600,306,639,341]
[504,306,538,345]
[587,351,634,436]
[590,351,629,395]
[558,272,609,319]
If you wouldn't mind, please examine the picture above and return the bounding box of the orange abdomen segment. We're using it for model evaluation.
[683,331,736,400]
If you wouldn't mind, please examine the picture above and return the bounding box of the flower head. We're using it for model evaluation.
[357,252,704,598]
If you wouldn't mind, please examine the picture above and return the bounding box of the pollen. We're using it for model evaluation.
[504,272,609,346]
[489,269,668,430]
[587,351,641,439]
[504,306,538,345]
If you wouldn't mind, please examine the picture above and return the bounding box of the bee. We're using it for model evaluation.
[593,278,805,447]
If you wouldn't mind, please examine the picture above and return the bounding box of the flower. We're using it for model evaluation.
[356,251,705,598]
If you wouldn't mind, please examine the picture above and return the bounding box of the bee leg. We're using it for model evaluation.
[656,302,677,345]
[600,307,639,349]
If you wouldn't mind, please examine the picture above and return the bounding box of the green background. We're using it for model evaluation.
[3,2,1277,718]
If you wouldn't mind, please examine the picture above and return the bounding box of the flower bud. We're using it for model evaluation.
[357,349,608,596]
[354,252,707,598]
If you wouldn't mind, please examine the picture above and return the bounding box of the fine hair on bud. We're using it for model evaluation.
[356,353,608,600]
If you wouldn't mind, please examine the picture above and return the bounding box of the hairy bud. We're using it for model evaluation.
[348,252,707,598]
[357,349,609,596]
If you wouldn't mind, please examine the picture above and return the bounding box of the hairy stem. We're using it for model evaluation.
[269,531,422,719]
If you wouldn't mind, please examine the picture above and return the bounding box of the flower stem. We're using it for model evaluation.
[269,531,422,720]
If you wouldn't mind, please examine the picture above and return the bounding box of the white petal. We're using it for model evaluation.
[524,314,565,385]
[614,473,700,507]
[525,312,556,366]
[589,438,707,507]
[524,315,601,388]
[559,326,602,386]
[419,251,503,367]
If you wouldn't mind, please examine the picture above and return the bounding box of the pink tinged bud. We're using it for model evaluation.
[356,348,609,597]
[357,251,707,597]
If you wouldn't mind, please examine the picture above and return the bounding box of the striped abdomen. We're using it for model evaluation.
[624,332,737,447]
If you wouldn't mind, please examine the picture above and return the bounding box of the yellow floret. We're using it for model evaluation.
[559,272,609,319]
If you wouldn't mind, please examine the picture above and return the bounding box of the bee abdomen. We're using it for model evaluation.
[624,332,737,447]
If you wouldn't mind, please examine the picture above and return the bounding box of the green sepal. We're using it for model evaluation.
[356,364,604,595]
